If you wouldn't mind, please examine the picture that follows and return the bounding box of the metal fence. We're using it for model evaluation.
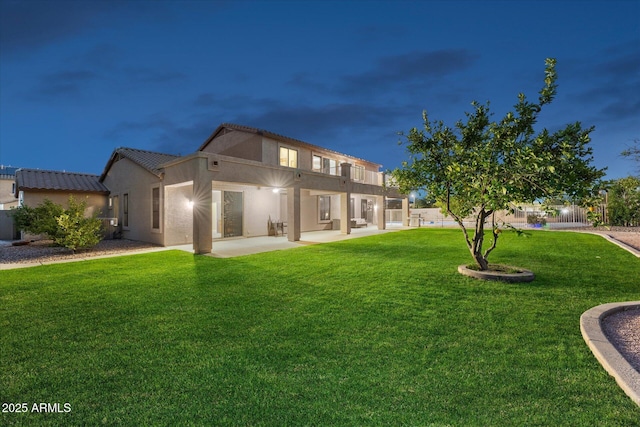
[386,204,611,228]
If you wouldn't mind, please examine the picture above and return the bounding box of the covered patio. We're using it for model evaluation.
[169,225,408,258]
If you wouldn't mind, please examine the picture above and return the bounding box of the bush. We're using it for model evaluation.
[607,176,640,227]
[12,199,64,240]
[12,196,103,252]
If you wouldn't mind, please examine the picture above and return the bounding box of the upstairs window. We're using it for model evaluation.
[353,165,365,181]
[322,158,337,175]
[279,147,298,168]
[313,155,322,171]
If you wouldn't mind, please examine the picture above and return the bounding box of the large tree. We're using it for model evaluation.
[392,58,605,271]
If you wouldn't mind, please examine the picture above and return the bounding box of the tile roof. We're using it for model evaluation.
[100,147,180,180]
[16,169,109,194]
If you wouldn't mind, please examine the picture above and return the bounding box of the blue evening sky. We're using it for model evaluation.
[1,0,638,180]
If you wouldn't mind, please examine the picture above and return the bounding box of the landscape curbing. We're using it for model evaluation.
[580,301,640,407]
[588,232,640,258]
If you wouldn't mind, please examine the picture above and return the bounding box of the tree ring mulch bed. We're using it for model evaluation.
[458,264,535,283]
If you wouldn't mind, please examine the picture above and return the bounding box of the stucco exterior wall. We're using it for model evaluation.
[164,183,193,246]
[0,177,17,209]
[101,157,164,245]
[241,186,281,237]
[201,129,263,162]
[260,136,381,174]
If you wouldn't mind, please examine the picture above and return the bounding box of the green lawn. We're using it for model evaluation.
[1,229,639,426]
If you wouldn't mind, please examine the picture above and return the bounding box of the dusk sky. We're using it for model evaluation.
[1,0,638,181]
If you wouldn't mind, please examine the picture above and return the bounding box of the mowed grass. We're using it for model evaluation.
[1,229,639,426]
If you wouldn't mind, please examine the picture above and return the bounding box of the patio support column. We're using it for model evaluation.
[193,159,212,254]
[287,185,301,242]
[376,195,386,230]
[340,163,352,235]
[402,197,410,226]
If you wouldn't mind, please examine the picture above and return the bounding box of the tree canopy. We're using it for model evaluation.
[392,58,605,271]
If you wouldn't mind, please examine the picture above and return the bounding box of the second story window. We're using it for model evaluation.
[323,158,337,175]
[280,147,298,168]
[353,165,365,181]
[313,155,322,171]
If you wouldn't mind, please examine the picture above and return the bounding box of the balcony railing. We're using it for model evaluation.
[312,165,384,186]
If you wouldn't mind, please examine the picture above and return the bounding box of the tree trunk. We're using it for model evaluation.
[472,249,489,270]
[470,209,490,270]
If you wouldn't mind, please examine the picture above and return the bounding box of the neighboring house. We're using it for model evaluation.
[0,165,20,239]
[100,123,407,253]
[0,165,19,210]
[14,169,110,240]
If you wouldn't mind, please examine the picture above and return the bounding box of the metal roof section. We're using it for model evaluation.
[100,147,180,181]
[16,169,109,194]
[199,123,383,168]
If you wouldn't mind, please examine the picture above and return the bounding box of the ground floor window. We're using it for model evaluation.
[152,187,160,230]
[319,195,331,222]
[123,193,129,227]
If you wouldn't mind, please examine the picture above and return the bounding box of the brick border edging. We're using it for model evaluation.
[580,301,640,406]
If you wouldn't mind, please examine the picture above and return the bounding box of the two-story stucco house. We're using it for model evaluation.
[100,123,407,253]
[0,165,19,210]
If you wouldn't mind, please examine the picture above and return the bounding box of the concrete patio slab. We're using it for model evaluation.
[206,226,406,258]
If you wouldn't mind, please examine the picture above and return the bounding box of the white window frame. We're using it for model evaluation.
[279,146,298,168]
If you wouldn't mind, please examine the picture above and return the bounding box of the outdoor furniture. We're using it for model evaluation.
[351,218,367,228]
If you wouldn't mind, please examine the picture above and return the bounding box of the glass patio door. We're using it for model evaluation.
[223,191,243,238]
[212,190,243,239]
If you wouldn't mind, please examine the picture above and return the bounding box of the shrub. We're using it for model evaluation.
[607,176,640,227]
[12,199,65,239]
[12,196,103,252]
[54,197,104,252]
